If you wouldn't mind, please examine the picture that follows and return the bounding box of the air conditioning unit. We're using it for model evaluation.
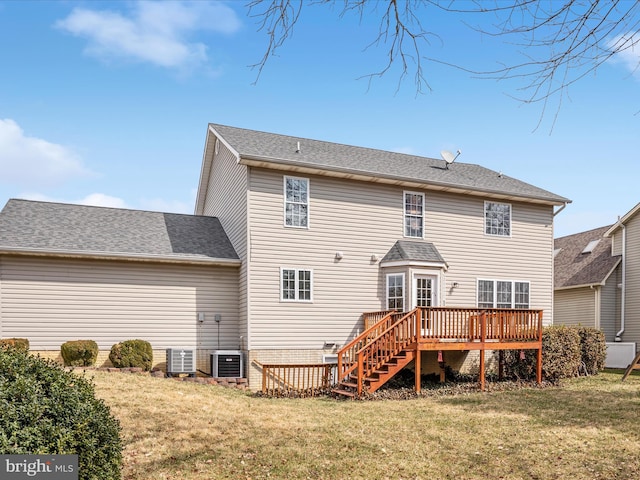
[166,348,196,376]
[211,350,243,378]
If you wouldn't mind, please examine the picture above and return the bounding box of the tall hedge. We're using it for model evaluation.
[502,325,583,383]
[0,346,122,479]
[578,327,607,375]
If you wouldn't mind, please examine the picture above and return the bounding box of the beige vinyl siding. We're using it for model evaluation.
[623,213,640,347]
[201,139,249,348]
[554,287,596,328]
[600,267,621,341]
[247,168,555,349]
[0,256,239,353]
[611,231,622,256]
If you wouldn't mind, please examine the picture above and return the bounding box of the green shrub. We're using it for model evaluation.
[578,327,607,375]
[0,337,29,351]
[502,325,581,383]
[60,340,98,367]
[109,339,153,371]
[0,347,122,479]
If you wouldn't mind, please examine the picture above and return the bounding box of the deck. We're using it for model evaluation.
[336,307,543,397]
[255,307,543,398]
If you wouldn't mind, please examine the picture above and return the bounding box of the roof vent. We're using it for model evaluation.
[296,141,301,153]
[582,240,600,254]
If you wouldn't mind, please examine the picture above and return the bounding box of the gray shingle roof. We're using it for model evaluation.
[382,240,447,265]
[0,199,239,264]
[554,225,620,289]
[210,124,569,205]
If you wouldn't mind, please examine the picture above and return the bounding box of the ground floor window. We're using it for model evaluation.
[281,268,312,301]
[477,279,529,309]
[387,273,405,310]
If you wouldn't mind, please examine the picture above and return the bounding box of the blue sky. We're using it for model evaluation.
[1,1,639,238]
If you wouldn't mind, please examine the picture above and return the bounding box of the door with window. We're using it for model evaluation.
[413,275,437,308]
[413,274,437,335]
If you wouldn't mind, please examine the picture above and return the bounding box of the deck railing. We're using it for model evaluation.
[418,307,543,341]
[337,310,405,384]
[256,362,335,397]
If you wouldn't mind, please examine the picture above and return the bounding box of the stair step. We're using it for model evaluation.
[339,381,358,389]
[331,388,356,398]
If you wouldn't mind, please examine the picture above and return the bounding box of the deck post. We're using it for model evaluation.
[536,346,542,385]
[479,349,486,391]
[415,349,421,393]
[357,351,364,397]
[480,311,486,391]
[498,350,504,380]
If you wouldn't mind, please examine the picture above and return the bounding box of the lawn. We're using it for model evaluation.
[90,370,640,480]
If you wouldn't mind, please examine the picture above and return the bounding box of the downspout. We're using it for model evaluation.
[615,223,626,341]
[553,202,568,217]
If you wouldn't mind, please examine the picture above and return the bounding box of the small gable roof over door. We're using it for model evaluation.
[380,240,448,269]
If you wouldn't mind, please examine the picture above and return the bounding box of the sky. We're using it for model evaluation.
[1,1,639,238]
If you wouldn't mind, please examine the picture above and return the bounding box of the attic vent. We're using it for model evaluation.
[582,240,600,254]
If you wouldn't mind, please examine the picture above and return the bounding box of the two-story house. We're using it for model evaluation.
[554,202,640,368]
[0,123,569,389]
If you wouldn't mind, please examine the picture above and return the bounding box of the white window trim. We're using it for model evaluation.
[280,267,313,302]
[386,272,405,311]
[484,201,512,238]
[403,191,425,239]
[476,279,530,309]
[283,176,310,229]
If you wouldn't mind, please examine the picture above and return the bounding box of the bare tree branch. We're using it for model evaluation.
[248,0,640,128]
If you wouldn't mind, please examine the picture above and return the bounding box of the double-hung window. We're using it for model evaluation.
[477,279,529,309]
[281,268,312,302]
[387,273,405,310]
[484,201,511,236]
[284,176,309,228]
[404,191,424,238]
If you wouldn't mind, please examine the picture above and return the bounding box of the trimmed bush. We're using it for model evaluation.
[0,337,29,351]
[0,346,122,479]
[109,339,153,371]
[503,325,581,383]
[578,327,607,375]
[61,340,99,367]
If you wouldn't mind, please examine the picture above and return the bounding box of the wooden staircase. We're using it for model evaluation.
[332,308,419,398]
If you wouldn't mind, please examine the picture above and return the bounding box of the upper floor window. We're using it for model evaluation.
[477,279,529,309]
[281,268,313,302]
[404,191,424,238]
[485,201,511,237]
[284,176,309,228]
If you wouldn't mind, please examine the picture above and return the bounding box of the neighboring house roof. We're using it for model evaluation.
[381,240,448,268]
[0,199,240,266]
[554,225,621,290]
[605,200,640,236]
[197,124,570,214]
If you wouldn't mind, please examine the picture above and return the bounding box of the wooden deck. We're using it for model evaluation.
[335,307,543,397]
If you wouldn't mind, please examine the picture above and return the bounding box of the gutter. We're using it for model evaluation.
[616,222,627,341]
[0,247,242,267]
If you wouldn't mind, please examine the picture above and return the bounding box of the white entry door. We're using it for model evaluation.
[413,275,438,308]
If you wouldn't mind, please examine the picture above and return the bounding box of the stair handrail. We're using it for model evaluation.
[336,311,402,384]
[355,307,420,396]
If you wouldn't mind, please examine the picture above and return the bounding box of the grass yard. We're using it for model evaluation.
[90,370,640,480]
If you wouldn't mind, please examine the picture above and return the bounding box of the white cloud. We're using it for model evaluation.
[19,192,129,209]
[608,33,640,77]
[56,1,241,70]
[0,119,91,187]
